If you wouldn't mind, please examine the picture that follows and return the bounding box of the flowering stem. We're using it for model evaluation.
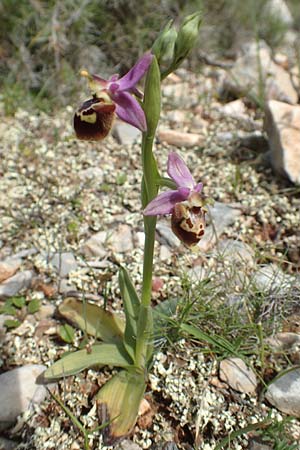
[135,57,161,368]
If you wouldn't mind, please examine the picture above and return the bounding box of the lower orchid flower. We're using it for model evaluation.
[74,52,153,140]
[144,152,206,247]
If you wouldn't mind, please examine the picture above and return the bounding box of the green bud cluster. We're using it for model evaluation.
[152,11,202,80]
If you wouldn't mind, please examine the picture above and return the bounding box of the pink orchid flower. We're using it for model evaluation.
[74,53,153,140]
[144,152,206,247]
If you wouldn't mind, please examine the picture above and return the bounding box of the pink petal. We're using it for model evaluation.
[167,152,195,189]
[143,187,190,216]
[117,53,153,91]
[92,74,108,87]
[194,182,203,193]
[112,90,147,131]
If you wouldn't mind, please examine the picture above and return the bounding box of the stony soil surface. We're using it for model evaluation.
[0,64,300,450]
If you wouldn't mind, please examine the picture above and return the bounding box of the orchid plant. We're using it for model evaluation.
[45,12,204,446]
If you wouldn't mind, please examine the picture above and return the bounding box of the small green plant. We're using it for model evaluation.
[58,323,76,344]
[0,296,41,329]
[44,13,205,444]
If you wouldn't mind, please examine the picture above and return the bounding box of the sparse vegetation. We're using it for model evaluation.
[1,0,299,113]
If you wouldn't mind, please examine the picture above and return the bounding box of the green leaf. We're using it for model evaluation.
[181,323,242,357]
[58,323,75,343]
[27,298,41,314]
[96,369,146,445]
[44,343,133,380]
[12,296,26,308]
[58,297,125,343]
[118,267,140,360]
[135,305,153,367]
[153,297,178,335]
[0,301,17,315]
[4,319,21,329]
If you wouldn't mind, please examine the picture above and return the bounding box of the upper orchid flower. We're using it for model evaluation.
[144,152,206,247]
[74,53,153,140]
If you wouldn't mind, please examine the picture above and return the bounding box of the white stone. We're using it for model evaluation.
[220,99,246,117]
[156,223,181,248]
[81,231,107,258]
[262,0,293,27]
[113,122,141,145]
[0,270,34,299]
[219,357,257,393]
[225,41,297,105]
[50,252,77,278]
[216,239,255,267]
[264,100,300,184]
[160,245,172,261]
[198,203,242,251]
[158,129,205,148]
[78,167,104,184]
[0,365,50,426]
[252,263,297,294]
[108,224,133,253]
[265,369,300,417]
[0,257,21,283]
[265,332,300,351]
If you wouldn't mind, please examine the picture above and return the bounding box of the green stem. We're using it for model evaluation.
[141,134,158,306]
[135,56,161,369]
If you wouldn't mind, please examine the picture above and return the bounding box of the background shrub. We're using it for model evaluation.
[0,0,298,114]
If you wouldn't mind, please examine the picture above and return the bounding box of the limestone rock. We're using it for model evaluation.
[198,202,242,251]
[156,222,181,248]
[219,357,257,393]
[113,122,141,145]
[81,231,107,258]
[265,332,300,351]
[107,224,133,253]
[224,41,297,105]
[50,252,78,278]
[115,440,142,450]
[0,365,51,428]
[262,0,293,27]
[264,100,300,184]
[158,129,204,148]
[220,99,247,117]
[215,239,255,267]
[0,257,21,283]
[252,263,297,294]
[265,368,300,417]
[0,270,34,299]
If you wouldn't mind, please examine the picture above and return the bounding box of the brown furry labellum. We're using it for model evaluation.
[73,96,116,141]
[171,202,206,247]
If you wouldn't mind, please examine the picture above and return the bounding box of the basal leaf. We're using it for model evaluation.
[96,369,146,444]
[135,305,153,367]
[4,319,21,329]
[118,267,140,360]
[44,343,133,380]
[12,296,26,308]
[58,323,75,343]
[27,298,41,314]
[58,297,125,343]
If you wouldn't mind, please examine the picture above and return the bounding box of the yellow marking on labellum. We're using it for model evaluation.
[79,111,97,124]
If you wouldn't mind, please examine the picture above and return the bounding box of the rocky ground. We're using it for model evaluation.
[0,38,300,450]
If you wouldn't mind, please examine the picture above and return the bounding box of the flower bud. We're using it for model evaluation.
[152,20,178,66]
[173,12,202,66]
